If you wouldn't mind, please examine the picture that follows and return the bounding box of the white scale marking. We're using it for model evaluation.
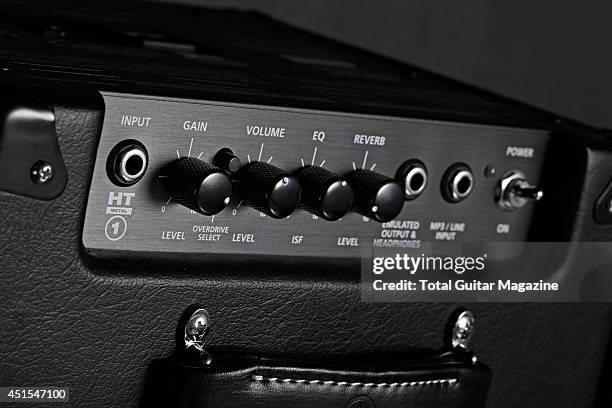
[301,158,305,167]
[267,156,273,163]
[258,143,264,161]
[311,146,318,165]
[197,152,203,160]
[362,150,369,169]
[188,138,193,157]
[176,150,181,159]
[320,159,326,167]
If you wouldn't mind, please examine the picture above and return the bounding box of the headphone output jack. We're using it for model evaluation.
[396,160,428,200]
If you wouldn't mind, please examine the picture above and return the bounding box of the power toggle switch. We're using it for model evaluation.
[294,165,353,221]
[236,161,301,219]
[496,170,543,211]
[164,157,233,215]
[347,169,404,222]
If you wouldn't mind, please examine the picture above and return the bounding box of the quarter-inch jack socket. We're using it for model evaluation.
[107,140,149,186]
[441,163,474,203]
[396,160,428,200]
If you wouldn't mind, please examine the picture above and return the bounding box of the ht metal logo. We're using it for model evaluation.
[104,191,135,241]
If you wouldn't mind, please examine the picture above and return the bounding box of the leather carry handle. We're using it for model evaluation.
[142,350,491,408]
[141,307,490,407]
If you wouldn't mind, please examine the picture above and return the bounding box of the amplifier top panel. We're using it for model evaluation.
[82,92,549,260]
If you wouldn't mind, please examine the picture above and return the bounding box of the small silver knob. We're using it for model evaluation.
[184,308,212,366]
[496,170,543,211]
[451,310,475,351]
[31,161,54,184]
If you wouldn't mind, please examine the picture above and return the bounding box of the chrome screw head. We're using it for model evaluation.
[184,308,212,366]
[451,310,475,350]
[31,161,54,184]
[185,308,210,341]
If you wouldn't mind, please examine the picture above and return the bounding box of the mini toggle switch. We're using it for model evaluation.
[496,170,543,211]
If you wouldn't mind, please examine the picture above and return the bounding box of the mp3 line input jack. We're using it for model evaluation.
[396,160,427,200]
[441,163,474,203]
[106,139,149,186]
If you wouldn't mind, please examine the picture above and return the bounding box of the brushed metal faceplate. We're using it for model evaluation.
[82,92,549,259]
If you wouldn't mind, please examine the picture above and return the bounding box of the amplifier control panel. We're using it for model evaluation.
[82,93,549,259]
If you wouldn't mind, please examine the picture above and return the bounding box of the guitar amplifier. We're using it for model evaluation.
[1,2,612,408]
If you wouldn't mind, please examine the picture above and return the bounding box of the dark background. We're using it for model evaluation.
[153,0,612,129]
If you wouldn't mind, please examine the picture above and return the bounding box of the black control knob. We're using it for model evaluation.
[236,161,301,218]
[294,165,353,221]
[347,169,404,222]
[165,157,233,215]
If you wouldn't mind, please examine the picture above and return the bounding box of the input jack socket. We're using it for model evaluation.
[107,140,148,186]
[441,163,474,203]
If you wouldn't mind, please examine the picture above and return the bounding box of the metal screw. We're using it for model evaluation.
[451,310,475,350]
[184,308,213,366]
[185,308,210,341]
[31,161,54,184]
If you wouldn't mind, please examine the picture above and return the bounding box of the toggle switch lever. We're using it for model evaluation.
[496,170,543,211]
[513,184,544,201]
